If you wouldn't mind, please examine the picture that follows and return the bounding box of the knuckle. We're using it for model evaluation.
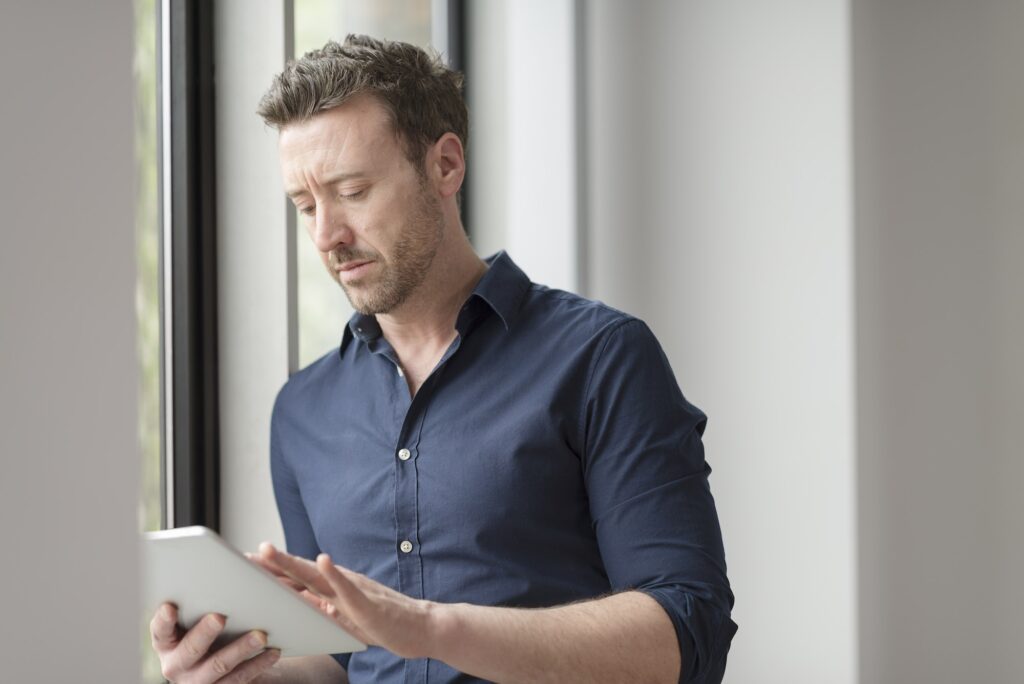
[182,638,203,660]
[210,655,233,676]
[160,662,177,681]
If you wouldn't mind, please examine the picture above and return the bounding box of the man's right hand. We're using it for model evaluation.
[150,602,281,683]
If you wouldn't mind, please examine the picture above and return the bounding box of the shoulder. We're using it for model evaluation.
[517,283,644,347]
[518,287,684,395]
[272,347,341,425]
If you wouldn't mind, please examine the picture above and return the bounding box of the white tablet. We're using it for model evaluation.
[143,526,366,657]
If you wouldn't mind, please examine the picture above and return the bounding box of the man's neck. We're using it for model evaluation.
[375,238,487,355]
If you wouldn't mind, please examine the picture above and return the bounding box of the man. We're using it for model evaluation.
[150,35,736,683]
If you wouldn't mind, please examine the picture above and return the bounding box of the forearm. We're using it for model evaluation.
[254,654,347,684]
[428,590,680,684]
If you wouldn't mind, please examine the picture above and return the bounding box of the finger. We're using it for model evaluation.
[309,562,373,644]
[316,554,373,625]
[150,603,180,650]
[245,550,282,575]
[217,647,281,684]
[273,575,308,593]
[246,552,307,592]
[316,554,363,604]
[329,564,377,591]
[259,543,335,598]
[195,630,268,682]
[317,557,358,593]
[298,588,331,612]
[172,612,227,673]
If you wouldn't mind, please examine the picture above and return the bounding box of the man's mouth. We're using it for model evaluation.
[337,259,372,272]
[336,260,376,282]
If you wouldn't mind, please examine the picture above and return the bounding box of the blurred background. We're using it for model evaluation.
[1,0,1021,682]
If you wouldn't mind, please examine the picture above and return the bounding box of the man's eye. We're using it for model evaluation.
[299,206,315,216]
[340,189,366,200]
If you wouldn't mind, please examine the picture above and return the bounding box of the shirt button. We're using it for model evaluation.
[398,448,411,461]
[399,540,413,553]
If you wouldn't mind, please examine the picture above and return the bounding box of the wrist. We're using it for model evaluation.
[423,600,465,662]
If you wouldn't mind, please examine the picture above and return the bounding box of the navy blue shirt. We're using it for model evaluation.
[270,252,737,683]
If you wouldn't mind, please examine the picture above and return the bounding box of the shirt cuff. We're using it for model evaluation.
[639,586,737,684]
[330,652,351,673]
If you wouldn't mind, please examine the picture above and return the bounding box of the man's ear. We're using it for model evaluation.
[427,132,465,199]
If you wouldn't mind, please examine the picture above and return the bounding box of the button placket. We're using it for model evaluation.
[390,331,464,606]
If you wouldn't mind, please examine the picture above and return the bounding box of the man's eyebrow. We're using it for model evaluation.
[285,171,365,198]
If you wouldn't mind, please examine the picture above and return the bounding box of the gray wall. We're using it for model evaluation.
[0,1,139,681]
[853,2,1024,682]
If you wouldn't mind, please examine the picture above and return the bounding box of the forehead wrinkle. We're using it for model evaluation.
[286,113,389,196]
[280,100,402,196]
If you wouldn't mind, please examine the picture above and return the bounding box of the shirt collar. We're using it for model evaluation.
[341,250,531,353]
[470,250,532,331]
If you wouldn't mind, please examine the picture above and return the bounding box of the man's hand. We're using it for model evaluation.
[149,603,281,683]
[254,543,681,684]
[256,543,437,660]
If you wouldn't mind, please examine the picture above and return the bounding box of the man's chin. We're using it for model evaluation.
[342,286,389,316]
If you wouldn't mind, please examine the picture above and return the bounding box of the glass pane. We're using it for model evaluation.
[134,0,162,680]
[293,0,433,368]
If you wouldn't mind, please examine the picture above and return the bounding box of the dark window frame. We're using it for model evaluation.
[158,0,220,530]
[446,0,470,235]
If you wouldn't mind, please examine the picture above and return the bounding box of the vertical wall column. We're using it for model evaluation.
[0,1,139,679]
[853,2,1024,681]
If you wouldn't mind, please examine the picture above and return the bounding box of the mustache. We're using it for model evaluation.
[328,249,378,269]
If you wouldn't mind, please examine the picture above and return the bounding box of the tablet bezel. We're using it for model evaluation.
[142,526,366,657]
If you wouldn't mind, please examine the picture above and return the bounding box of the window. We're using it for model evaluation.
[293,0,434,368]
[136,3,461,680]
[134,0,161,679]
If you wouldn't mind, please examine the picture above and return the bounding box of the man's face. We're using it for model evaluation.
[278,95,444,315]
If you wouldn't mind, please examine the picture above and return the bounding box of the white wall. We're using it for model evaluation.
[467,0,579,292]
[586,1,1024,681]
[0,1,139,680]
[586,2,857,682]
[216,0,292,553]
[853,2,1024,681]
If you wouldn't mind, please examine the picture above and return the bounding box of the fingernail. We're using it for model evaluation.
[268,648,281,662]
[249,631,267,648]
[161,604,174,620]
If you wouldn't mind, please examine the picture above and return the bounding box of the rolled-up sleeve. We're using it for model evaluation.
[580,318,737,684]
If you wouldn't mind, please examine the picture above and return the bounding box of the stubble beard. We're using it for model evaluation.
[333,186,445,315]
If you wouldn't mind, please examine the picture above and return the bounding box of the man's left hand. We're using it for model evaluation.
[253,543,439,660]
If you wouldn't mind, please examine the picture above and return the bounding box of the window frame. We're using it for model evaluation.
[159,0,221,530]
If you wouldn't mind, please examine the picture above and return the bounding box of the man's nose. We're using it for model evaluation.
[312,204,354,253]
